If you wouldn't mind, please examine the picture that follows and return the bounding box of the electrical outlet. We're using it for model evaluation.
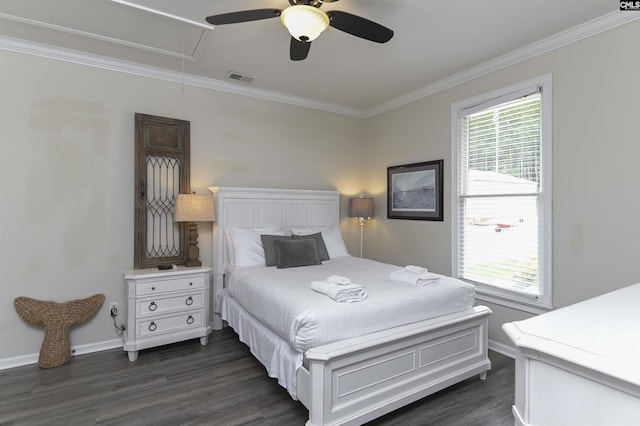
[109,302,119,317]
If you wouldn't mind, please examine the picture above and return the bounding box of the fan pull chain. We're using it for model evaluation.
[181,38,185,98]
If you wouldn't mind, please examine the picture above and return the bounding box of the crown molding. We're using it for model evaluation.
[0,35,365,118]
[0,11,208,61]
[363,11,640,118]
[1,11,637,119]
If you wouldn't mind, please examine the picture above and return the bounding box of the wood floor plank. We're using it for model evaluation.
[0,327,514,425]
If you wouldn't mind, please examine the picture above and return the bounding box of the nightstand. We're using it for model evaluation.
[123,266,212,361]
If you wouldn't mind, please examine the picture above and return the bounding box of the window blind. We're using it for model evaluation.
[457,92,543,298]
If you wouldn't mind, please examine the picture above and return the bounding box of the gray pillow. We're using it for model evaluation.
[292,232,330,261]
[260,234,293,266]
[275,239,321,269]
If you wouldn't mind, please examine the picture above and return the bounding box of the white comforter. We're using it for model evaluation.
[224,256,475,353]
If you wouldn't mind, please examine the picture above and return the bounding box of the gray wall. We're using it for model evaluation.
[2,18,639,363]
[0,49,364,361]
[362,19,640,349]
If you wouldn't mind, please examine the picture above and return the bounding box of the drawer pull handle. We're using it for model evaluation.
[151,286,156,291]
[185,296,193,306]
[189,282,193,286]
[148,322,157,332]
[149,301,157,311]
[186,315,195,325]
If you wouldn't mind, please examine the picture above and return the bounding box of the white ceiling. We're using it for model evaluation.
[0,0,631,116]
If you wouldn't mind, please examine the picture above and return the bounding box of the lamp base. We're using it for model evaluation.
[185,222,202,267]
[185,258,201,268]
[359,220,365,258]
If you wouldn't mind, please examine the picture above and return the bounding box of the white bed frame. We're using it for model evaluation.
[208,186,492,426]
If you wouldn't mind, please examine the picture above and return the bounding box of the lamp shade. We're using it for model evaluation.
[348,197,374,218]
[280,5,329,42]
[174,194,215,222]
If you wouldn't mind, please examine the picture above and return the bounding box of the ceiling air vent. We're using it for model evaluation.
[227,71,255,83]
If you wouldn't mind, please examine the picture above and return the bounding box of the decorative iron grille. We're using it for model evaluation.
[145,155,181,259]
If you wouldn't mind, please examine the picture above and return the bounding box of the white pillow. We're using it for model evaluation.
[228,228,284,267]
[321,227,349,258]
[291,228,313,236]
[291,227,349,258]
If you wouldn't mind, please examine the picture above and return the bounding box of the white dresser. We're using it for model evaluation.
[503,283,640,426]
[123,266,212,361]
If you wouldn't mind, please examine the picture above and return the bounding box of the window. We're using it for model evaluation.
[452,75,552,312]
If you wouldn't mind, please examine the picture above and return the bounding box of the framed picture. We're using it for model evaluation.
[387,160,444,221]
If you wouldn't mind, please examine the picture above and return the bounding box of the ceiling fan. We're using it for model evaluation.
[205,0,394,61]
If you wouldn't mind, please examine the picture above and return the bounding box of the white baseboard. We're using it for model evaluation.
[0,338,123,370]
[2,337,512,370]
[488,339,516,358]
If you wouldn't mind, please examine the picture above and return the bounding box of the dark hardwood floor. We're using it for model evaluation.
[0,328,514,425]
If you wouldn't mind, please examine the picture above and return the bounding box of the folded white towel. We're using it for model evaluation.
[326,275,351,285]
[389,270,440,286]
[405,265,428,274]
[310,281,367,302]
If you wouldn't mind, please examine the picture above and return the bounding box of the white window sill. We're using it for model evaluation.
[475,288,553,315]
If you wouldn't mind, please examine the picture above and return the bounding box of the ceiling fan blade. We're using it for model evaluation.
[290,37,311,61]
[327,10,393,43]
[289,0,339,4]
[206,9,281,25]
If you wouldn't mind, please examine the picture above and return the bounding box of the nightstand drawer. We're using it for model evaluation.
[137,310,204,338]
[137,292,204,317]
[136,275,205,295]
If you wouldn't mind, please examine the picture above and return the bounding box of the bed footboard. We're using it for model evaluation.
[296,306,491,426]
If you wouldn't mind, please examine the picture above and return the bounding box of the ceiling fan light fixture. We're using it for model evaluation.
[280,5,329,42]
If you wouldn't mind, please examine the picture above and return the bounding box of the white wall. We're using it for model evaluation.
[3,18,639,364]
[363,19,640,348]
[0,49,365,362]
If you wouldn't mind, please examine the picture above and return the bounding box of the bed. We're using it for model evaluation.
[209,186,492,426]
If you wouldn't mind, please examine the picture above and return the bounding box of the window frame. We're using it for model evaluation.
[451,74,553,314]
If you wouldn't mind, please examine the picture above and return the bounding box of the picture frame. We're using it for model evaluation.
[387,160,444,221]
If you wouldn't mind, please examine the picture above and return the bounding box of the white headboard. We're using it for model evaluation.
[207,186,341,329]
